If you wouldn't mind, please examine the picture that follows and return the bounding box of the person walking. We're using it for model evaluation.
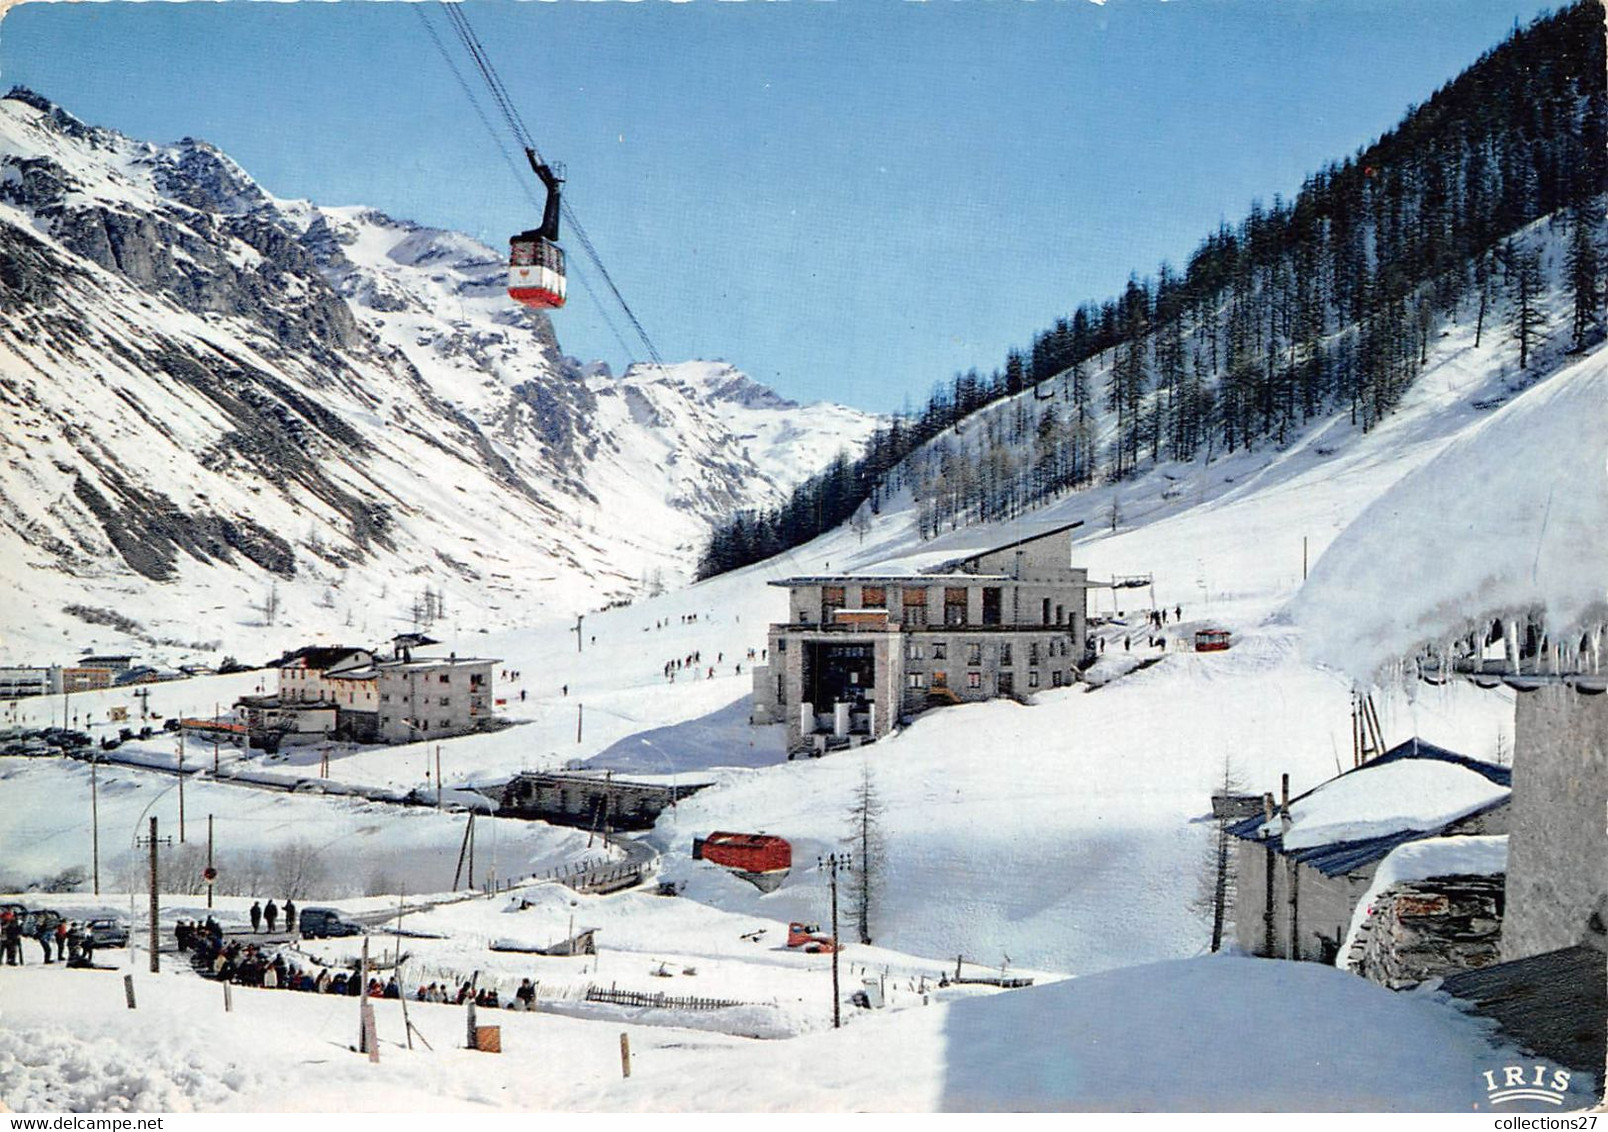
[264,900,279,934]
[2,910,22,965]
[284,899,296,933]
[249,901,262,933]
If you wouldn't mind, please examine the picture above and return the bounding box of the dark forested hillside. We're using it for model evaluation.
[699,2,1606,579]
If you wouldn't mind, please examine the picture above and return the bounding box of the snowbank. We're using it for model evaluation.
[1294,347,1608,683]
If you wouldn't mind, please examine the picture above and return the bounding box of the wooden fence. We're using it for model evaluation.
[584,985,745,1012]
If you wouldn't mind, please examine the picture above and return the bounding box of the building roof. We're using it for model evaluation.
[1441,945,1606,1079]
[932,520,1086,572]
[769,572,1015,588]
[1227,738,1512,877]
[275,646,372,671]
[378,656,498,672]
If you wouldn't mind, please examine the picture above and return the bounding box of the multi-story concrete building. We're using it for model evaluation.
[0,666,63,699]
[376,655,497,744]
[751,523,1091,754]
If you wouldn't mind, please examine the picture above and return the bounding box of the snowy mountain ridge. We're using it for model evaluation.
[0,90,880,665]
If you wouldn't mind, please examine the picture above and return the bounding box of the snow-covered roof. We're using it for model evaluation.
[1229,739,1509,874]
[1293,347,1608,683]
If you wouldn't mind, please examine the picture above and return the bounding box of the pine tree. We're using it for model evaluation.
[1504,241,1547,369]
[1565,204,1602,350]
[843,761,886,945]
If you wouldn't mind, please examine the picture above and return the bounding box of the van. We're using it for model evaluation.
[298,908,363,939]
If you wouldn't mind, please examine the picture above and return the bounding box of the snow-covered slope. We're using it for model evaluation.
[0,91,880,666]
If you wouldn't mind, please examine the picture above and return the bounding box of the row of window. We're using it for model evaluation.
[905,638,1071,665]
[906,669,1067,691]
[378,716,457,731]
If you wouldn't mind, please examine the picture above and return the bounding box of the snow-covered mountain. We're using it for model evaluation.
[0,90,880,665]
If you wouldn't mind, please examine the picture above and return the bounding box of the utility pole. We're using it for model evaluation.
[206,814,215,910]
[212,703,220,775]
[177,729,186,843]
[1302,536,1309,582]
[137,816,171,974]
[818,852,853,1030]
[90,751,100,895]
[572,614,584,653]
[576,703,583,744]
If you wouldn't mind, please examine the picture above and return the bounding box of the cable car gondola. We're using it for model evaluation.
[508,150,566,310]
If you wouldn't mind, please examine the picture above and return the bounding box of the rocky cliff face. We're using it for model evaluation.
[0,90,880,663]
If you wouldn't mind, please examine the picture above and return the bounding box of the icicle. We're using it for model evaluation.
[1504,619,1519,675]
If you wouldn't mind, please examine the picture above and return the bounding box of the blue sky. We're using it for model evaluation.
[3,0,1561,412]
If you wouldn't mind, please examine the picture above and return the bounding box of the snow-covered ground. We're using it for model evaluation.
[0,952,1565,1112]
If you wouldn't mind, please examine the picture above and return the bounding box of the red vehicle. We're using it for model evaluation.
[693,832,791,892]
[1195,628,1232,652]
[787,921,838,954]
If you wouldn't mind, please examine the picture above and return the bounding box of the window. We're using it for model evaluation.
[861,585,886,609]
[1056,604,1065,625]
[1043,598,1052,624]
[439,719,451,729]
[1052,670,1064,687]
[932,642,947,661]
[966,672,982,690]
[380,716,389,726]
[999,672,1014,696]
[945,588,969,626]
[420,720,430,731]
[1028,671,1040,688]
[439,696,451,706]
[380,693,391,703]
[822,585,846,622]
[906,673,926,689]
[1029,642,1041,666]
[906,643,924,661]
[1000,643,1013,667]
[776,639,786,652]
[967,643,982,666]
[776,675,785,701]
[439,674,451,685]
[903,588,929,628]
[982,587,1002,625]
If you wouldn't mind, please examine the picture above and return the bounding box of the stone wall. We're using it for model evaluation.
[1347,874,1504,988]
[1503,685,1608,961]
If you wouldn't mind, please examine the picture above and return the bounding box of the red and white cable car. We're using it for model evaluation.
[508,151,566,311]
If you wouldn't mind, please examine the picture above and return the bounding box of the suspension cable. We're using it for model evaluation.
[420,1,671,375]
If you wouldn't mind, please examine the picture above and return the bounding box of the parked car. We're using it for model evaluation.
[85,918,130,948]
[20,909,62,937]
[299,907,363,939]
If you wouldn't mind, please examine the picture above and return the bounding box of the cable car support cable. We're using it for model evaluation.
[422,2,668,369]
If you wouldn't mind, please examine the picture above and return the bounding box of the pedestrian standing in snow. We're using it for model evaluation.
[284,900,296,933]
[249,901,262,933]
[35,921,53,963]
[264,900,278,933]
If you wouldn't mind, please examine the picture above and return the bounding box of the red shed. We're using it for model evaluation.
[693,832,792,891]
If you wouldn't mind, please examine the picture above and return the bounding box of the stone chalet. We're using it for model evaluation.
[750,523,1091,755]
[1226,738,1510,963]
